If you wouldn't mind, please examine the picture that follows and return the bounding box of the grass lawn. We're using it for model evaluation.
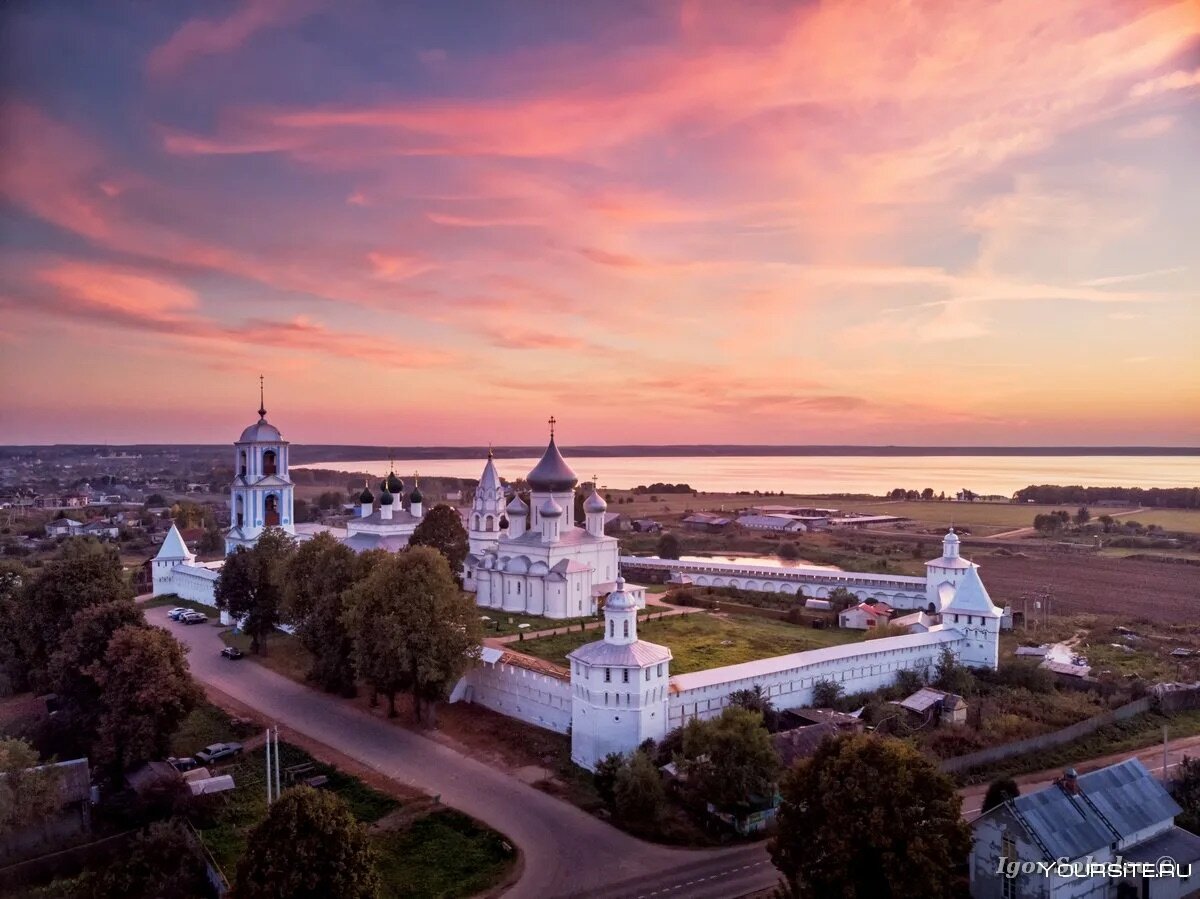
[221,629,315,684]
[956,709,1200,785]
[372,809,516,898]
[193,741,513,897]
[143,595,218,614]
[517,611,864,673]
[170,702,256,757]
[478,608,651,637]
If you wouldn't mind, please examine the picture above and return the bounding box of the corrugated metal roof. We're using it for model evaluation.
[1009,759,1181,861]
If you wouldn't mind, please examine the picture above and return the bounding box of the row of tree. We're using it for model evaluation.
[0,541,201,785]
[1014,484,1200,509]
[214,504,480,723]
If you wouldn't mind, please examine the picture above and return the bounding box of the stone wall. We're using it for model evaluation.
[454,656,572,734]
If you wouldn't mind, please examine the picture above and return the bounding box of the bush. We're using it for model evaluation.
[614,751,667,825]
[812,679,844,708]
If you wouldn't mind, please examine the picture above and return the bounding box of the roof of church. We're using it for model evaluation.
[342,533,410,554]
[584,489,607,513]
[155,523,193,561]
[239,416,283,443]
[502,525,607,548]
[479,454,501,493]
[928,555,975,570]
[527,435,578,491]
[540,497,563,517]
[569,639,672,667]
[943,566,1002,617]
[385,471,404,493]
[506,493,528,514]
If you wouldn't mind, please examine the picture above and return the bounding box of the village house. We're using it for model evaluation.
[839,600,894,630]
[43,517,84,538]
[969,759,1200,899]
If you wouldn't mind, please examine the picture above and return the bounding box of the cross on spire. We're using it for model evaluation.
[547,415,556,437]
[258,374,266,419]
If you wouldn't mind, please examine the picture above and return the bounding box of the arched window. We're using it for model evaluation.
[608,620,614,637]
[264,494,279,527]
[485,515,494,531]
[623,620,629,638]
[262,450,277,476]
[238,450,247,477]
[235,495,244,528]
[474,515,480,530]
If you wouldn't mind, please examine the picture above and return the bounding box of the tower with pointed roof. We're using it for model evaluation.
[226,378,295,553]
[924,528,975,613]
[567,578,672,770]
[152,522,196,595]
[942,565,1002,670]
[469,448,506,558]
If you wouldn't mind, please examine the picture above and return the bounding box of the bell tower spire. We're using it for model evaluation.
[258,374,266,419]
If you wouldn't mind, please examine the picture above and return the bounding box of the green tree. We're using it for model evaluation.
[921,488,935,501]
[215,528,294,655]
[679,706,779,810]
[982,777,1020,813]
[729,685,777,729]
[778,542,801,561]
[1170,755,1200,835]
[656,532,681,560]
[1074,506,1091,526]
[0,560,29,694]
[197,525,224,554]
[87,626,202,779]
[344,548,482,724]
[0,737,61,836]
[17,538,132,687]
[79,819,211,899]
[933,646,975,696]
[283,532,359,695]
[48,600,147,751]
[811,678,844,708]
[235,786,379,899]
[827,587,856,614]
[408,504,470,584]
[769,733,971,899]
[614,750,667,825]
[593,752,625,807]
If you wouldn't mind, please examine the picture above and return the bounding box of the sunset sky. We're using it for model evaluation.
[1,0,1198,446]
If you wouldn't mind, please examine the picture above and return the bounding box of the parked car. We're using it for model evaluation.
[195,743,243,765]
[182,611,208,625]
[220,646,244,660]
[167,756,198,772]
[167,607,190,620]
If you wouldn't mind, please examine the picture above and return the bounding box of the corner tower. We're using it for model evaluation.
[226,378,295,553]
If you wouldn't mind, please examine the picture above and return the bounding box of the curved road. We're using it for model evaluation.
[149,608,777,898]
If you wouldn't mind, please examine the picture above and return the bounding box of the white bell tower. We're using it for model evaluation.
[469,449,506,556]
[226,377,295,553]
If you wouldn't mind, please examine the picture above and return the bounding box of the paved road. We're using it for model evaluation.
[150,608,778,899]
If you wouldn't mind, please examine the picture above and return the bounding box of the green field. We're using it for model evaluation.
[516,612,864,673]
[479,607,654,637]
[194,741,514,898]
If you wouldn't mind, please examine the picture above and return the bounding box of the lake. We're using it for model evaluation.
[294,454,1196,497]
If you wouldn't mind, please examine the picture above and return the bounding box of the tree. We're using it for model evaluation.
[408,504,470,584]
[593,752,625,807]
[48,600,147,751]
[778,542,801,561]
[921,488,935,501]
[235,786,379,899]
[1170,755,1200,835]
[654,531,679,560]
[79,819,211,899]
[0,560,28,695]
[197,525,224,554]
[215,527,294,654]
[729,684,777,729]
[283,532,359,694]
[1074,506,1091,526]
[614,750,667,825]
[87,626,202,778]
[678,706,779,811]
[344,547,482,723]
[982,777,1020,813]
[827,587,856,614]
[0,737,61,836]
[811,678,844,708]
[769,733,971,899]
[933,646,975,697]
[17,538,132,688]
[144,493,167,507]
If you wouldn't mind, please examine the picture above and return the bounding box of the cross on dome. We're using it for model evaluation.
[258,374,266,419]
[548,415,556,437]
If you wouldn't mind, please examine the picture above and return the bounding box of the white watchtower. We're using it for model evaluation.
[568,578,672,770]
[925,528,974,612]
[226,378,295,553]
[942,566,1002,670]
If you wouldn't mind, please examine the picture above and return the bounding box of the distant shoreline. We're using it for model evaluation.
[1,444,1197,463]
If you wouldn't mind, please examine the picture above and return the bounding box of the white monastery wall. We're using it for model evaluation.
[453,651,572,734]
[666,629,964,729]
[164,564,220,606]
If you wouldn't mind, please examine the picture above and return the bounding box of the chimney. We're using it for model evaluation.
[1059,768,1080,795]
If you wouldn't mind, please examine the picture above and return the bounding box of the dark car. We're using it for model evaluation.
[195,742,244,765]
[182,611,208,625]
[167,756,198,772]
[220,646,244,660]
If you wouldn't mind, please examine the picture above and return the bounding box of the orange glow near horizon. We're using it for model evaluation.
[1,1,1198,445]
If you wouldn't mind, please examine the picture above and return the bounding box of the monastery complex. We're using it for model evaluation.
[152,398,1003,769]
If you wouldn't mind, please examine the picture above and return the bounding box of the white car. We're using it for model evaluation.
[166,607,190,620]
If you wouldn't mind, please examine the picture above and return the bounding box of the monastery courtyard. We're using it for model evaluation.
[514,609,866,675]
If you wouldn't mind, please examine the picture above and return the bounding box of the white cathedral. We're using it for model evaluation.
[152,400,641,619]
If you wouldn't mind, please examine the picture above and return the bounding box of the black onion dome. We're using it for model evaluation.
[358,485,374,504]
[386,471,404,493]
[409,483,423,504]
[526,435,578,491]
[380,488,394,505]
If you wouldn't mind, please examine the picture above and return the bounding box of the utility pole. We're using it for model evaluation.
[265,727,273,805]
[265,725,282,804]
[1164,724,1170,783]
[274,725,281,800]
